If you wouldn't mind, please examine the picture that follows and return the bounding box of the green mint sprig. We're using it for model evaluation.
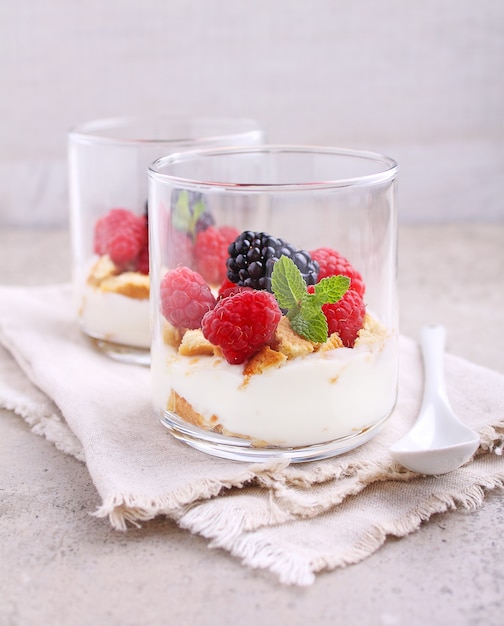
[271,255,350,343]
[172,191,206,239]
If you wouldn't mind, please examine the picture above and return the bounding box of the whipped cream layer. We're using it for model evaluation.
[80,286,150,348]
[151,335,398,448]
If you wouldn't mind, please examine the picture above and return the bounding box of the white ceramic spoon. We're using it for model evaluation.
[390,324,480,475]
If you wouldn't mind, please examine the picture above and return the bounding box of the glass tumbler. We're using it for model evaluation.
[68,116,264,365]
[148,145,398,462]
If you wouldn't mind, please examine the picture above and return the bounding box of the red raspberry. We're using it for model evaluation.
[135,244,149,275]
[201,290,282,364]
[168,228,194,269]
[310,247,365,297]
[94,208,147,266]
[217,278,236,298]
[160,267,216,329]
[321,288,366,348]
[194,226,239,286]
[218,283,253,300]
[218,225,241,242]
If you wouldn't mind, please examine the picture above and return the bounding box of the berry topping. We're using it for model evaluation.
[217,282,253,300]
[160,267,216,329]
[217,277,237,298]
[195,208,215,234]
[227,231,320,292]
[167,228,195,270]
[272,256,350,343]
[94,208,148,266]
[319,288,366,348]
[201,290,282,364]
[135,244,150,275]
[310,247,365,297]
[194,226,240,286]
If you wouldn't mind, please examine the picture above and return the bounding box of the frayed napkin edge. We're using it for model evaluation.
[1,392,86,462]
[91,456,292,531]
[180,464,504,586]
[91,419,504,533]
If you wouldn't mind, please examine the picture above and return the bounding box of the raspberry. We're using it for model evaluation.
[201,290,282,364]
[227,231,319,292]
[160,267,216,329]
[194,226,239,286]
[320,288,366,348]
[168,228,194,269]
[310,247,365,297]
[94,208,147,266]
[216,278,253,300]
[218,225,241,242]
[217,277,236,298]
[135,244,149,275]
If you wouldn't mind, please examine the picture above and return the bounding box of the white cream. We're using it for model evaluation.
[80,286,150,348]
[151,335,398,447]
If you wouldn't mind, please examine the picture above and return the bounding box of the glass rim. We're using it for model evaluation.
[148,144,398,191]
[67,115,263,146]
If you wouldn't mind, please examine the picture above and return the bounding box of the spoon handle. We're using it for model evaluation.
[420,324,448,402]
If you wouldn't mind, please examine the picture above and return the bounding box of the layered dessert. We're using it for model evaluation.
[152,227,397,448]
[78,193,239,351]
[78,207,151,348]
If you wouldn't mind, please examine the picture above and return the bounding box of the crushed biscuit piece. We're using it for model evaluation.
[168,390,206,428]
[178,329,215,356]
[87,255,119,287]
[168,391,229,437]
[243,345,287,377]
[99,272,150,299]
[319,332,344,352]
[354,313,388,349]
[163,321,184,349]
[271,316,316,359]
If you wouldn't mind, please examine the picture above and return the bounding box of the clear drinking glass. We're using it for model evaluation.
[148,145,398,462]
[68,116,264,365]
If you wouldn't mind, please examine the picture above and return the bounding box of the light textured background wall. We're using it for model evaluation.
[1,0,503,226]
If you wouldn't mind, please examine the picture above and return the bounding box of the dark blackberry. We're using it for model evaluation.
[194,208,215,233]
[226,231,320,292]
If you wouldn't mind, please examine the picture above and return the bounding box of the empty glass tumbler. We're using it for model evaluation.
[68,116,264,364]
[148,145,399,462]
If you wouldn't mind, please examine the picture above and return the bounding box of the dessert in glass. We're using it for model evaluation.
[68,116,264,365]
[148,145,398,462]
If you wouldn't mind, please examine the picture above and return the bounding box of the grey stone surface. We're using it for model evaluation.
[1,224,503,626]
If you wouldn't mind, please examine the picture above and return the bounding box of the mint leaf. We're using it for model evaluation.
[172,192,208,240]
[172,191,192,232]
[289,307,329,343]
[271,255,350,343]
[313,275,350,305]
[271,256,306,310]
[191,199,206,225]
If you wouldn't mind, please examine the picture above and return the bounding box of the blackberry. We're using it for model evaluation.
[226,231,319,292]
[194,208,215,234]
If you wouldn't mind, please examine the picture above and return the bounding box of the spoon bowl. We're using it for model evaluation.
[390,325,480,475]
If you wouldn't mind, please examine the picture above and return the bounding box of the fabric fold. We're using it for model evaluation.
[1,283,504,585]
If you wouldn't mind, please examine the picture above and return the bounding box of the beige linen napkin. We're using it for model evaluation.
[1,284,503,585]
